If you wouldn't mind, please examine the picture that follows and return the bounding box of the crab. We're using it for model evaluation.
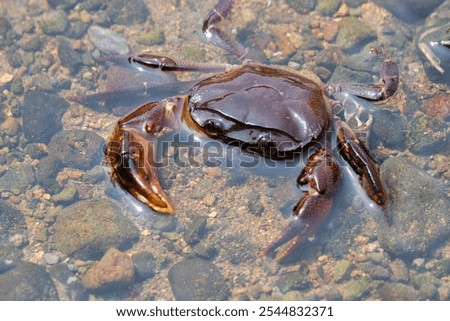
[104,0,399,260]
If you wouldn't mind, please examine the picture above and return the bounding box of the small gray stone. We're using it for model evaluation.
[88,25,129,55]
[9,234,28,248]
[24,143,47,159]
[183,216,207,245]
[0,200,27,245]
[150,215,177,232]
[132,251,156,281]
[438,284,450,300]
[43,253,60,265]
[17,34,42,51]
[57,38,82,73]
[277,267,311,293]
[317,0,341,16]
[357,262,391,280]
[66,21,88,39]
[49,263,73,283]
[193,243,217,259]
[377,157,450,256]
[247,193,264,217]
[329,65,372,85]
[0,261,58,300]
[418,282,437,299]
[407,113,449,155]
[47,0,79,9]
[190,178,214,200]
[51,186,78,204]
[370,110,407,150]
[0,164,35,194]
[106,0,149,25]
[67,263,78,273]
[379,283,417,300]
[342,275,371,300]
[82,165,106,184]
[372,0,444,23]
[434,258,450,278]
[35,156,63,187]
[136,29,165,46]
[11,77,24,95]
[48,130,104,170]
[22,92,68,144]
[282,291,304,301]
[336,17,377,53]
[412,258,426,270]
[333,260,354,282]
[168,258,230,300]
[0,244,22,261]
[68,281,88,300]
[412,272,440,289]
[285,0,317,14]
[217,232,258,264]
[40,10,68,35]
[389,259,409,282]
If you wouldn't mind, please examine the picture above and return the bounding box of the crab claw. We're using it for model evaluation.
[263,149,340,261]
[105,100,179,214]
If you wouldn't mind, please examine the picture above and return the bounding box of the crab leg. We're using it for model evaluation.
[333,116,387,208]
[128,53,234,73]
[326,51,399,101]
[105,96,187,214]
[263,149,341,261]
[203,0,251,60]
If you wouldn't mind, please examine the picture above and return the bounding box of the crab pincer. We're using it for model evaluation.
[263,150,341,261]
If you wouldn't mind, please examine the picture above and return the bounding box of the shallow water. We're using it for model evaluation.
[0,0,449,301]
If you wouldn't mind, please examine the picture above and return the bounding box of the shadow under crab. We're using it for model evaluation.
[89,0,399,261]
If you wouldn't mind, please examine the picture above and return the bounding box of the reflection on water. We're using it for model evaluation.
[0,0,449,301]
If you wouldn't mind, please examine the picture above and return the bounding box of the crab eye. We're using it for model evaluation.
[203,119,223,135]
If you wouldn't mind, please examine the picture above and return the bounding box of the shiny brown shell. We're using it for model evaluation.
[186,64,331,157]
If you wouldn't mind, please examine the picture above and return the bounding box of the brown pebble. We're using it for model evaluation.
[321,20,339,42]
[0,117,20,136]
[205,166,222,178]
[82,248,134,290]
[423,95,450,120]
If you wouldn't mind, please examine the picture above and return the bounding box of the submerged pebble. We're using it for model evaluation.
[48,130,104,170]
[105,0,149,25]
[54,198,140,260]
[370,110,407,150]
[132,252,156,281]
[136,29,165,46]
[407,113,449,155]
[378,157,450,256]
[82,248,134,292]
[379,283,418,300]
[57,38,82,73]
[336,17,377,53]
[88,25,129,55]
[169,258,230,300]
[342,275,372,300]
[373,0,445,23]
[285,0,317,14]
[39,10,68,35]
[51,186,78,204]
[423,95,450,120]
[22,92,68,144]
[276,268,311,293]
[0,261,58,300]
[0,164,35,194]
[333,259,354,283]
